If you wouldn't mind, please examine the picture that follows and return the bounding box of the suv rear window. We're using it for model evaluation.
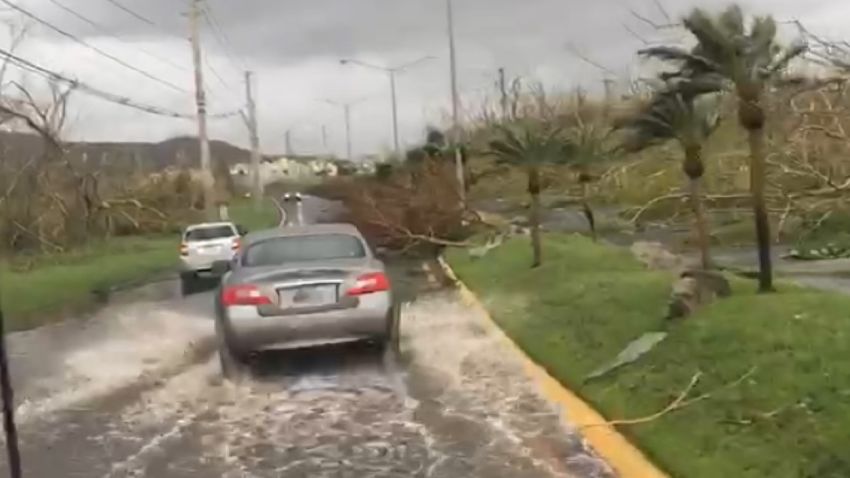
[243,234,366,266]
[184,225,235,242]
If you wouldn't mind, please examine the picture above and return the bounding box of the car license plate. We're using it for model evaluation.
[199,245,221,255]
[278,284,337,308]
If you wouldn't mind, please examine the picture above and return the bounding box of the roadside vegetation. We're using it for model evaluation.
[448,235,850,477]
[0,29,283,329]
[1,200,278,330]
[404,3,850,476]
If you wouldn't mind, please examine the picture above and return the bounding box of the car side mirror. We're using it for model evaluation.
[211,260,232,276]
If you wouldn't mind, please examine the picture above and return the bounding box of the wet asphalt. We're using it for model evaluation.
[0,196,614,478]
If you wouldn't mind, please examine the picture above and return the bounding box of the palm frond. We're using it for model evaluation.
[639,47,721,73]
[748,15,777,58]
[768,42,807,74]
[682,8,734,67]
[652,5,801,89]
[718,5,745,38]
[616,79,721,154]
[486,120,570,168]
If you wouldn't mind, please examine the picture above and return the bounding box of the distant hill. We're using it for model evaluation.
[0,132,323,174]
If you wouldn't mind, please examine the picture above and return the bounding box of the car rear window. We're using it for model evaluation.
[243,234,366,266]
[184,225,235,242]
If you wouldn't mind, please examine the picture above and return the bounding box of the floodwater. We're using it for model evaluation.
[0,196,613,477]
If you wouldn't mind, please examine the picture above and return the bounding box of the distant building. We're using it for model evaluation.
[230,156,336,188]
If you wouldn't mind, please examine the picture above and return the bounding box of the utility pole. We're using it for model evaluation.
[498,67,508,121]
[285,130,293,157]
[447,0,466,204]
[244,71,263,208]
[389,71,399,157]
[322,98,367,163]
[603,78,616,118]
[321,124,329,155]
[189,0,215,219]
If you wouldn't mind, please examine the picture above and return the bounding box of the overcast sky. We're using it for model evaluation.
[2,0,849,159]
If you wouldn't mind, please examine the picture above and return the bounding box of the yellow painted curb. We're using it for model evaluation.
[436,256,669,478]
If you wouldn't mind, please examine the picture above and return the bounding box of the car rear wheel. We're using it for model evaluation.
[180,273,198,296]
[218,342,248,382]
[382,307,401,358]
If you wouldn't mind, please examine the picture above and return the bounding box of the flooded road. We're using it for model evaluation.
[1,196,613,477]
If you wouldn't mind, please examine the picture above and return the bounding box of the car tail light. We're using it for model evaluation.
[221,284,271,306]
[231,238,241,251]
[179,243,188,256]
[346,272,390,296]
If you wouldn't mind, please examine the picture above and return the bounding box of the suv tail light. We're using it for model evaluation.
[346,272,390,296]
[221,284,271,306]
[231,238,241,251]
[179,243,188,256]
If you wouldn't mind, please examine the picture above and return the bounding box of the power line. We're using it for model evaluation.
[97,0,239,114]
[68,0,238,105]
[203,51,232,89]
[102,0,158,28]
[0,0,187,93]
[52,0,240,109]
[0,46,238,120]
[202,2,248,72]
[45,0,189,74]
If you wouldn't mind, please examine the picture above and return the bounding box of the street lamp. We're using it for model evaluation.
[339,56,435,157]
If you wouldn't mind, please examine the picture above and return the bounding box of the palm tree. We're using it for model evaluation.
[488,119,569,267]
[616,84,722,269]
[564,121,611,242]
[639,5,805,292]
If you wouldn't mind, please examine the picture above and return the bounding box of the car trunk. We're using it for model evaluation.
[186,238,236,257]
[237,259,376,316]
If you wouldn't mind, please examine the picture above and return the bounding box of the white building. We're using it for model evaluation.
[230,156,333,188]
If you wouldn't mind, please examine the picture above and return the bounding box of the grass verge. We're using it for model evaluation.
[447,235,850,478]
[1,200,279,331]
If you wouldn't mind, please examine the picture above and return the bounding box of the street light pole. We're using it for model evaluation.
[340,56,435,160]
[322,97,370,162]
[446,0,466,205]
[344,104,353,162]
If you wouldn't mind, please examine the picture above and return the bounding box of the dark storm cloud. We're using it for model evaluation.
[27,0,635,66]
[13,0,850,153]
[25,0,844,75]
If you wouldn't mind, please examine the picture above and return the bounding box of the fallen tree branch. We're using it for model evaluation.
[581,367,757,429]
[365,219,475,248]
[625,193,754,224]
[11,220,64,253]
[102,199,168,220]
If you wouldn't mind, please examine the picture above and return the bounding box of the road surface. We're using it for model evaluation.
[1,195,613,477]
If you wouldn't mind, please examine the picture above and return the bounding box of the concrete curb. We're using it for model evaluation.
[436,255,669,478]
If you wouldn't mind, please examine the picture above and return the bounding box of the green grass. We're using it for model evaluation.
[2,236,178,330]
[447,235,850,477]
[229,200,280,231]
[1,199,279,330]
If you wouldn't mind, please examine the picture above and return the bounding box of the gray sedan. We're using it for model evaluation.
[213,223,399,378]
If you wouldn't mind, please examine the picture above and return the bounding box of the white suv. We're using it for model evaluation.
[179,222,245,295]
